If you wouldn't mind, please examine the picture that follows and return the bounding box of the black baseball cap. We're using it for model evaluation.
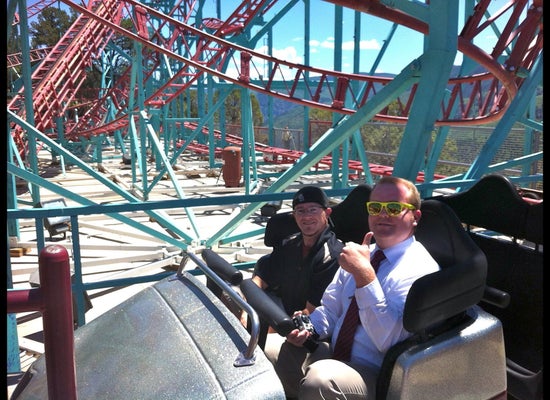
[292,186,329,209]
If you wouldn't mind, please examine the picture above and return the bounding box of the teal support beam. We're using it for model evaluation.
[464,53,543,181]
[330,4,344,188]
[141,111,201,238]
[8,111,197,243]
[241,88,253,194]
[522,98,536,183]
[17,0,40,208]
[8,163,192,250]
[8,0,31,371]
[302,0,311,152]
[93,134,103,164]
[149,86,232,190]
[393,0,458,182]
[7,122,20,371]
[206,61,421,246]
[7,314,21,373]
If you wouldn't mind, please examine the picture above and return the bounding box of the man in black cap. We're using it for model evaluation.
[250,186,344,348]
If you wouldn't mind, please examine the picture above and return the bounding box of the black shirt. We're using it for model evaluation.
[254,226,344,315]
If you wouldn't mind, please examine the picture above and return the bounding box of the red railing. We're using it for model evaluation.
[7,245,77,400]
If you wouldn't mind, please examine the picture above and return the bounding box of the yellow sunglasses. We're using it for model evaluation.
[366,201,416,217]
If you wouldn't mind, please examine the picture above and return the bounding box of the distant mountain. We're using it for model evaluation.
[255,94,298,121]
[254,72,398,127]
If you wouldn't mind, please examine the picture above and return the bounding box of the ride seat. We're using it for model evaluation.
[239,197,507,399]
[376,199,506,399]
[433,174,543,400]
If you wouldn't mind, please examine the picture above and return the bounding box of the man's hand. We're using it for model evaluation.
[286,311,312,347]
[338,232,377,287]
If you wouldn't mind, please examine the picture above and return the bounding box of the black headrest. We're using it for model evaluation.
[435,174,542,243]
[264,212,299,247]
[403,200,487,333]
[330,184,371,243]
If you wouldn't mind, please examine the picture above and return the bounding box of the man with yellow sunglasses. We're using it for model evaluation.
[264,176,440,399]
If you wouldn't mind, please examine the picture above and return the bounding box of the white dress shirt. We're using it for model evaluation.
[309,236,440,369]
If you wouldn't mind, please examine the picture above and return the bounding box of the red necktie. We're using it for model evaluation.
[332,250,386,361]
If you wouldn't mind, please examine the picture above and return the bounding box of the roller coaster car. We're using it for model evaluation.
[11,178,540,399]
[240,196,508,399]
[251,177,542,399]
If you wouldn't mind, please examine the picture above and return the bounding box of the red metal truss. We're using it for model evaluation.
[7,47,53,69]
[9,0,542,157]
[70,0,542,125]
[180,122,446,183]
[8,0,124,157]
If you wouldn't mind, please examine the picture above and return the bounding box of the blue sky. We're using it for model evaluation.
[203,0,513,75]
[24,0,512,76]
[204,0,421,75]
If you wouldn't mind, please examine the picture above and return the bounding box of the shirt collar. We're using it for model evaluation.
[373,236,415,266]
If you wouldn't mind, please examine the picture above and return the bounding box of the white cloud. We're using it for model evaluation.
[256,45,303,64]
[319,37,335,49]
[311,37,381,51]
[346,39,381,50]
[250,45,305,79]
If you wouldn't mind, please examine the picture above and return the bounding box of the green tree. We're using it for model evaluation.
[227,89,263,126]
[213,88,263,126]
[29,7,77,48]
[7,22,22,97]
[103,18,134,78]
[308,108,335,145]
[188,89,200,118]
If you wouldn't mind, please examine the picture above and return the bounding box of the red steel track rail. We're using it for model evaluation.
[9,0,542,157]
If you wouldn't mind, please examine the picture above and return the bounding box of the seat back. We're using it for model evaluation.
[329,184,371,243]
[376,199,499,399]
[263,212,299,247]
[403,199,488,332]
[436,174,535,240]
[433,174,543,400]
